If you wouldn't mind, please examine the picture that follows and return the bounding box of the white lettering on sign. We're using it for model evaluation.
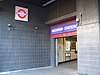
[52,27,63,33]
[64,24,77,30]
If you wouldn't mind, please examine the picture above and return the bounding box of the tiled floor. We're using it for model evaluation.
[3,60,77,75]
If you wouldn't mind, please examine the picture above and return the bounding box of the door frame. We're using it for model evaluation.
[55,38,58,67]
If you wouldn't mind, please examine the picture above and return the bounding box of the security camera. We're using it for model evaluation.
[8,24,12,27]
[76,18,80,22]
[35,26,38,30]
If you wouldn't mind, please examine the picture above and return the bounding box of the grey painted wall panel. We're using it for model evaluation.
[59,0,76,17]
[45,2,58,21]
[45,0,76,21]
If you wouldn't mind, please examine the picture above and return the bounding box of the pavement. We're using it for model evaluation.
[0,60,77,75]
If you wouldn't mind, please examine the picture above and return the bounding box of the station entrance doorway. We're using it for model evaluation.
[50,19,77,68]
[57,36,77,64]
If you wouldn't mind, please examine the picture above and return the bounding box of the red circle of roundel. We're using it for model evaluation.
[17,9,27,19]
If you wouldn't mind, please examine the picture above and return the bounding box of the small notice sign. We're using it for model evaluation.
[15,6,28,21]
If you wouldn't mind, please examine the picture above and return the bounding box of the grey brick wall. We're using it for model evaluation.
[0,0,50,72]
[77,0,100,75]
[50,39,56,67]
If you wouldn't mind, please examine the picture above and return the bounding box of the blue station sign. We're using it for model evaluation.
[50,22,77,35]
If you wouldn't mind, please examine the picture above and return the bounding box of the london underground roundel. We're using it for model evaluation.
[15,6,28,21]
[17,9,27,19]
